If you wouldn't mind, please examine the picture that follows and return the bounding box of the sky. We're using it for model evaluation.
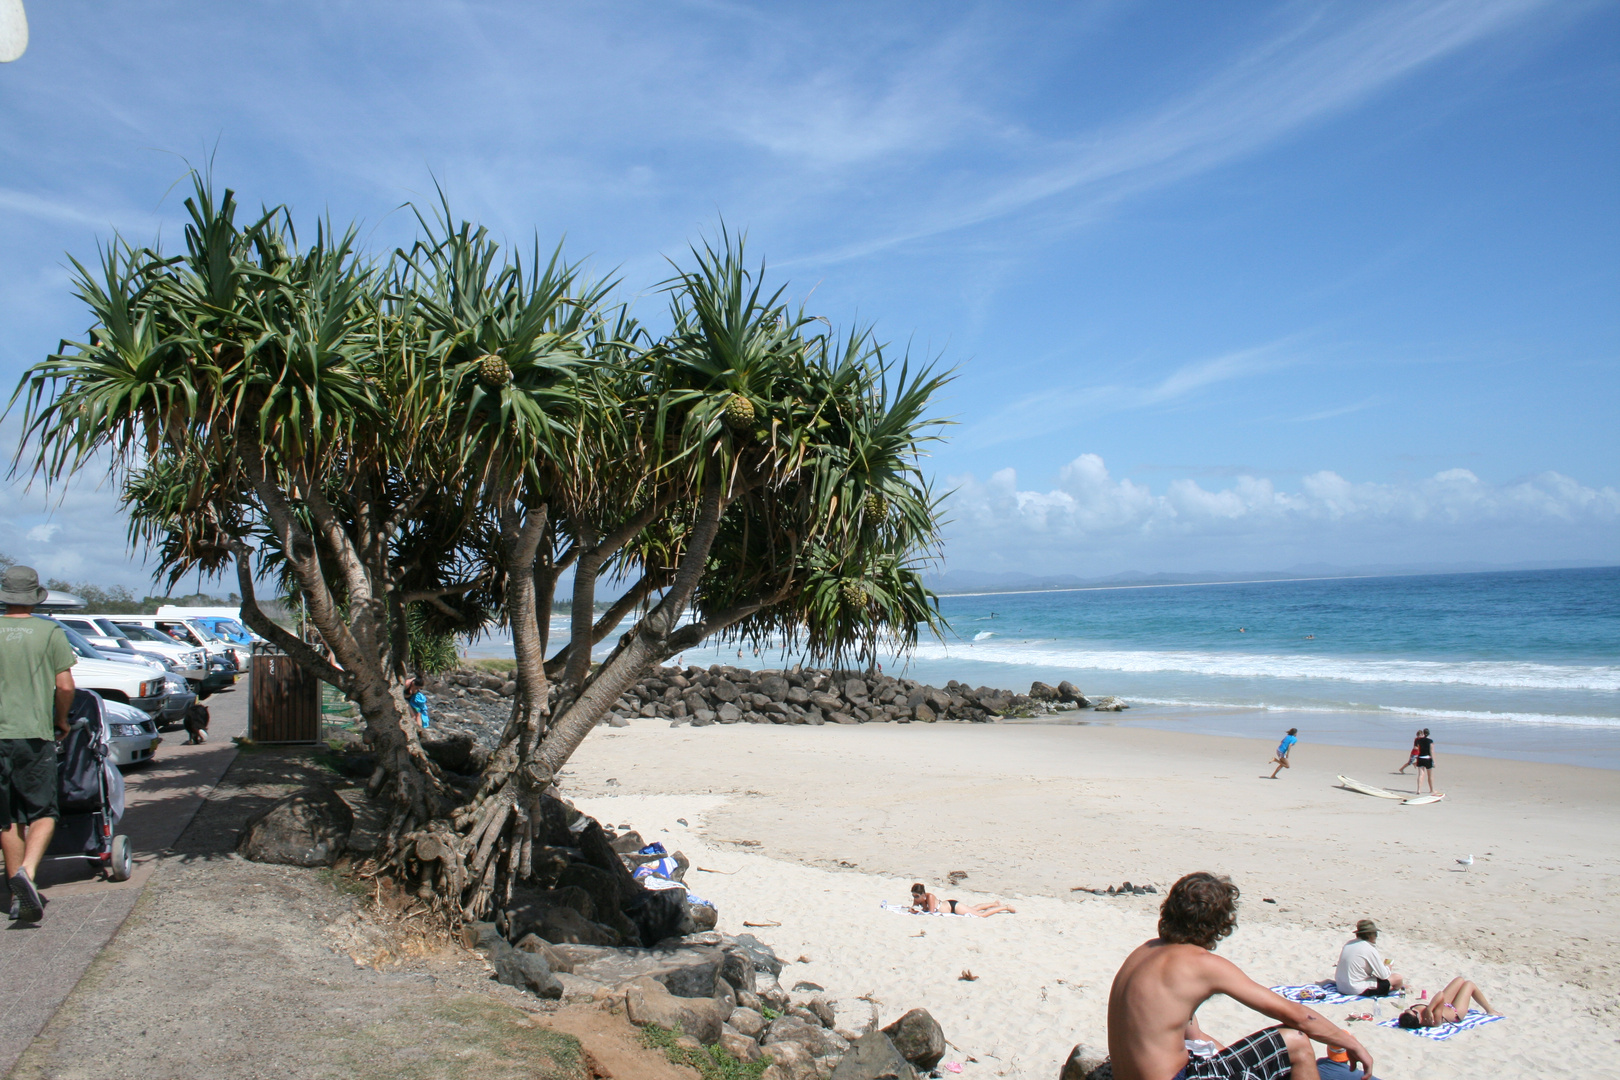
[1,0,1616,589]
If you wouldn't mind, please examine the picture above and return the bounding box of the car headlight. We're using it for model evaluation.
[110,723,146,737]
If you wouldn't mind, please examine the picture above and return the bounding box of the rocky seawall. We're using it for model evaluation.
[425,663,1129,739]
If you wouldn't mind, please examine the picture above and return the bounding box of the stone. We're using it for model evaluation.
[765,1015,847,1058]
[609,714,632,727]
[721,947,758,994]
[513,933,575,973]
[763,1041,818,1080]
[484,935,564,999]
[691,709,716,726]
[1092,696,1128,711]
[536,905,620,946]
[556,863,625,920]
[609,830,648,854]
[828,1030,917,1079]
[912,703,936,723]
[731,933,785,976]
[500,680,517,696]
[924,688,951,713]
[624,975,728,1044]
[1058,681,1090,706]
[810,691,843,712]
[843,677,869,701]
[639,703,660,718]
[730,1006,767,1038]
[1060,1043,1110,1080]
[880,1009,945,1070]
[806,997,837,1028]
[236,787,353,867]
[720,1027,765,1063]
[717,703,743,723]
[803,707,825,726]
[681,898,719,934]
[736,989,764,1012]
[710,679,742,703]
[785,684,811,705]
[1029,681,1058,701]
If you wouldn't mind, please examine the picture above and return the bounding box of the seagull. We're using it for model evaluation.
[1456,855,1474,870]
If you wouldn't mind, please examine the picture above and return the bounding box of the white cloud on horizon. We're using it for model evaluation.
[944,453,1620,574]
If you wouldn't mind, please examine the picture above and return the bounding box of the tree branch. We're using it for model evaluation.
[229,540,350,689]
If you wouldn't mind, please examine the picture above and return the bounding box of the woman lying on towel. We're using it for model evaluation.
[909,883,1016,917]
[1397,977,1499,1028]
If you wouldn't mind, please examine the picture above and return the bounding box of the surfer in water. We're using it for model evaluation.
[1267,729,1298,779]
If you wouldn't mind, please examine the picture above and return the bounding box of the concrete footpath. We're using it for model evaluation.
[0,687,249,1076]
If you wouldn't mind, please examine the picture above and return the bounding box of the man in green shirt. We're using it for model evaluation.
[0,566,76,922]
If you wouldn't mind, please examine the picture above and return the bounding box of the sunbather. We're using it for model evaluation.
[1396,977,1498,1028]
[908,882,1016,917]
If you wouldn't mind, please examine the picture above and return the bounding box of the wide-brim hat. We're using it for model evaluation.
[1355,918,1378,935]
[0,565,50,606]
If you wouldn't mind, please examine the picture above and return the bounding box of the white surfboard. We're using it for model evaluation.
[1402,794,1445,805]
[1337,774,1406,800]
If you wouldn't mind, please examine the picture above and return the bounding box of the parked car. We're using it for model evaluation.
[113,618,240,698]
[44,619,169,714]
[63,616,209,681]
[102,698,162,768]
[118,615,246,670]
[154,606,265,648]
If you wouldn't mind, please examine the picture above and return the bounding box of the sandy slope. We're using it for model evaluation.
[565,715,1619,1080]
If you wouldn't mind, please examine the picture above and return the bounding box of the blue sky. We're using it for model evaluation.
[1,0,1615,587]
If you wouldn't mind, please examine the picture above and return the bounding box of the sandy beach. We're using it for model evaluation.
[563,714,1618,1079]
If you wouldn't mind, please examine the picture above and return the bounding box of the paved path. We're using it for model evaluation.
[0,687,248,1076]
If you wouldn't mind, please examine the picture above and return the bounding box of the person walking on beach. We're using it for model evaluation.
[1333,919,1404,997]
[1412,729,1436,794]
[1395,729,1424,775]
[1107,871,1372,1080]
[0,566,76,923]
[1267,729,1298,779]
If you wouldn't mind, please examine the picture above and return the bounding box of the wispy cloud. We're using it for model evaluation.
[1288,397,1378,423]
[802,0,1554,264]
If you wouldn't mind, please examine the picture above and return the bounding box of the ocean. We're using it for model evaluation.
[660,566,1620,769]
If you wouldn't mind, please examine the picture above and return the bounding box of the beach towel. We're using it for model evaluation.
[880,899,968,918]
[1377,1009,1502,1041]
[1270,982,1369,1005]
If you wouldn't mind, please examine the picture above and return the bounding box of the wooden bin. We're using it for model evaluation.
[249,646,322,744]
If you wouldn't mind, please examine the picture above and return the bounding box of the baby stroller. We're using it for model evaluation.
[44,689,133,882]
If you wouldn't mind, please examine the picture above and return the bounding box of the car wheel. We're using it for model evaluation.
[196,690,212,701]
[109,835,133,881]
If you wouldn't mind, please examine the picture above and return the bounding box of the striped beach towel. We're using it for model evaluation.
[1270,982,1368,1005]
[1378,1009,1503,1041]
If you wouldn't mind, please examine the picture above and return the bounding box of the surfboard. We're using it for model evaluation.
[1337,775,1405,800]
[1402,794,1445,805]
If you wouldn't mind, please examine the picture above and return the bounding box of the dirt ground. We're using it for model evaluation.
[10,747,694,1080]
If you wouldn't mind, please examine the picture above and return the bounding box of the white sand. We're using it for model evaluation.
[566,716,1619,1079]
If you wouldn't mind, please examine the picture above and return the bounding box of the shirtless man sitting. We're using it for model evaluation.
[1106,872,1373,1080]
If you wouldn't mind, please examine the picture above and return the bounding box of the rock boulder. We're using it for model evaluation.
[880,1008,946,1070]
[236,787,352,867]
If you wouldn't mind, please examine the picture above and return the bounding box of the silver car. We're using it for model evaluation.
[102,699,162,768]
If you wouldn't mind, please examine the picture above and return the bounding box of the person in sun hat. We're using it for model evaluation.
[0,565,76,922]
[1334,918,1405,997]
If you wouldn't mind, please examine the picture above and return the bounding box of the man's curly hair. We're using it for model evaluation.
[1158,872,1239,950]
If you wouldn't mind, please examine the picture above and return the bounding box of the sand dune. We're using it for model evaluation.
[567,717,1618,1079]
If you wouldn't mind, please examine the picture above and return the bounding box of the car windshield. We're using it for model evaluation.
[115,624,181,645]
[204,618,251,641]
[185,622,222,643]
[49,620,108,661]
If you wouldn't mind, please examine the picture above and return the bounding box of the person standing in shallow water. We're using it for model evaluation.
[1267,729,1298,779]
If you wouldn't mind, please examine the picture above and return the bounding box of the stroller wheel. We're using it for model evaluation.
[109,835,133,882]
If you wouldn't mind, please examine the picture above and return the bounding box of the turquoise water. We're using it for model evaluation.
[672,567,1620,768]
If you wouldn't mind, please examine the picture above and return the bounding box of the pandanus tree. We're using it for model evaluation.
[11,176,949,921]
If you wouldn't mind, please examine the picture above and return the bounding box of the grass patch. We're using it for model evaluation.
[319,863,369,898]
[639,1024,769,1080]
[470,658,517,674]
[344,996,588,1080]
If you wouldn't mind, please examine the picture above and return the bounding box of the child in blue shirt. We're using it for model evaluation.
[404,675,430,729]
[1268,727,1298,778]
